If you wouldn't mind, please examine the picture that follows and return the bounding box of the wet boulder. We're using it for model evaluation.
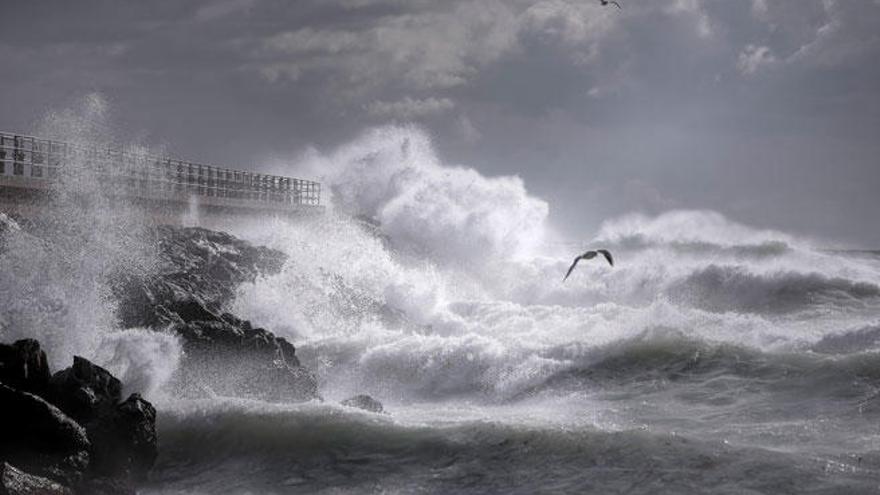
[86,394,157,482]
[49,357,122,424]
[0,338,158,493]
[0,339,51,397]
[276,337,298,366]
[114,394,158,479]
[0,384,90,487]
[174,317,278,359]
[110,225,318,403]
[112,226,287,329]
[171,316,317,402]
[47,357,157,483]
[341,395,385,414]
[0,462,72,495]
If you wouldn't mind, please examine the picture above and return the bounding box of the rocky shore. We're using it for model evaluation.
[0,223,389,493]
[0,224,323,494]
[1,339,155,494]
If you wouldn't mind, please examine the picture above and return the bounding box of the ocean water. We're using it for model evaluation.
[2,106,880,493]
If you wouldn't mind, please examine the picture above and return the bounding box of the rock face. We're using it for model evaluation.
[110,394,158,480]
[112,226,318,402]
[49,357,122,424]
[48,357,158,484]
[81,393,157,484]
[1,462,73,495]
[0,339,51,398]
[341,395,385,414]
[0,340,158,495]
[0,384,90,487]
[114,226,286,330]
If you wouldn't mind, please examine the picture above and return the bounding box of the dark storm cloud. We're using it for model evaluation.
[1,0,879,244]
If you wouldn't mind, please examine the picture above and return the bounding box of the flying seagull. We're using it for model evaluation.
[563,249,614,282]
[599,0,622,8]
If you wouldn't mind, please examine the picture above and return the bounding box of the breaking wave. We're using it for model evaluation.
[668,265,880,314]
[4,105,880,493]
[297,126,549,266]
[228,128,880,409]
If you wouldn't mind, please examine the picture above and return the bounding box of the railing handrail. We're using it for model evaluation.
[0,131,321,208]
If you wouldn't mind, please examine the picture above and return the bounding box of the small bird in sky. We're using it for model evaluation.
[599,0,622,9]
[563,249,614,282]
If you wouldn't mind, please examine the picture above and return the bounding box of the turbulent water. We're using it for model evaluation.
[3,110,880,493]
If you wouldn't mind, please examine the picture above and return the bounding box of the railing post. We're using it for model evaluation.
[0,130,321,213]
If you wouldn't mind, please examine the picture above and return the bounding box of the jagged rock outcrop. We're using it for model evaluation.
[111,226,318,402]
[0,340,158,495]
[341,395,385,414]
[0,462,72,495]
[80,393,157,488]
[49,357,157,484]
[114,226,286,329]
[0,339,51,398]
[49,357,122,425]
[110,394,158,480]
[170,312,317,402]
[0,384,90,487]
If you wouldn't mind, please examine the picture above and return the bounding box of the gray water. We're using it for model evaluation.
[2,116,879,494]
[142,203,880,494]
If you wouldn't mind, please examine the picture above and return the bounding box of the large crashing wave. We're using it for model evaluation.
[3,102,879,406]
[230,130,880,404]
[298,126,549,266]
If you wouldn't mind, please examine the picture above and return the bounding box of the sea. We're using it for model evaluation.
[2,111,879,494]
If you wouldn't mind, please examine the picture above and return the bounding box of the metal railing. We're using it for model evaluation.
[0,131,320,208]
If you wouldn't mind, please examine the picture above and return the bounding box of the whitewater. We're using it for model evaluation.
[3,111,880,493]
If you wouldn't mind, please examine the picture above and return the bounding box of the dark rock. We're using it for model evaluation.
[86,394,157,482]
[178,330,318,402]
[0,384,90,486]
[0,339,51,397]
[168,312,315,402]
[47,357,157,483]
[114,394,158,479]
[0,462,72,495]
[1,337,157,492]
[112,226,287,329]
[276,337,298,366]
[109,225,318,402]
[174,318,278,359]
[49,356,122,424]
[340,395,385,414]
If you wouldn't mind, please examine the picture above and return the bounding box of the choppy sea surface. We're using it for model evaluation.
[3,120,880,494]
[143,218,880,494]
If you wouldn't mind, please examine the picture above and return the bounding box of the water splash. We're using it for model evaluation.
[229,132,880,404]
[0,94,181,399]
[298,125,549,267]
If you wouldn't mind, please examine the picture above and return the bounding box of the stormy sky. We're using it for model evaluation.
[1,0,879,245]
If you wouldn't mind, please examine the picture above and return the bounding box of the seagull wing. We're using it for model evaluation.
[597,249,614,266]
[563,256,582,282]
[611,1,622,8]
